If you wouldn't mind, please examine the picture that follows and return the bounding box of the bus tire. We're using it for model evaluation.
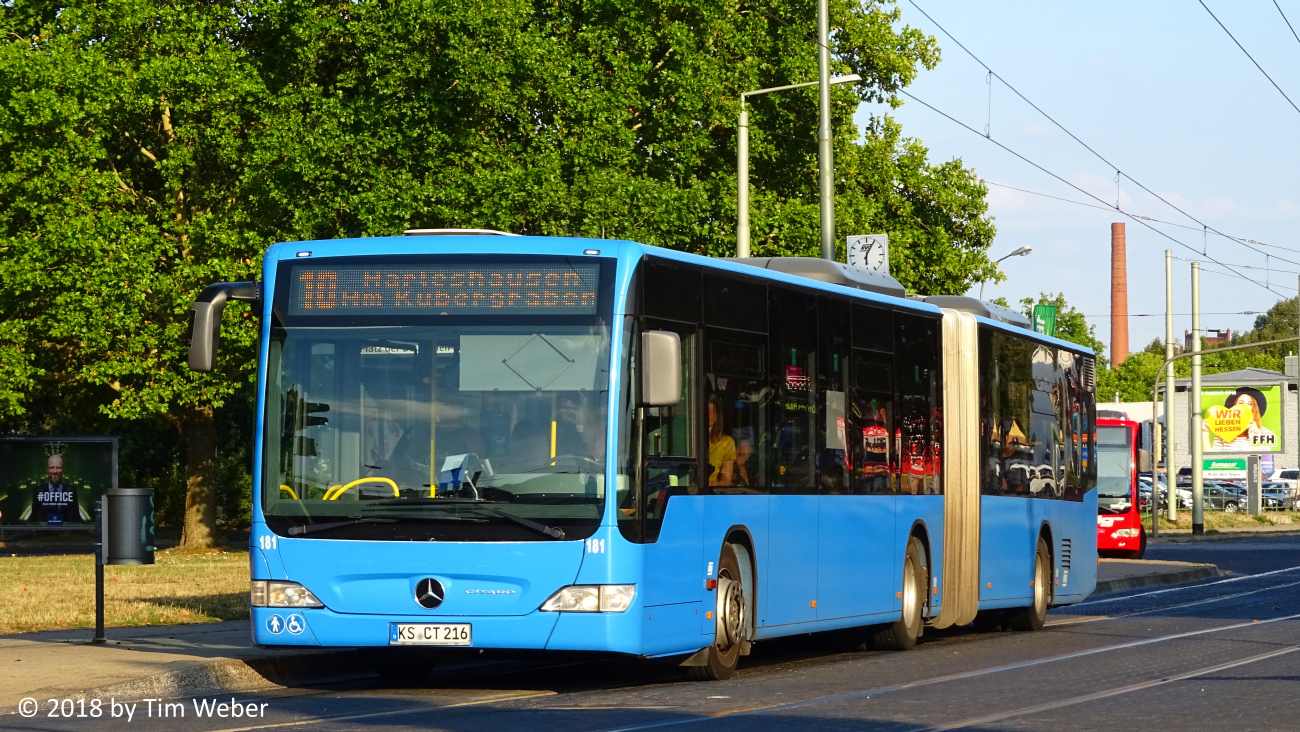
[871,536,926,651]
[1007,537,1052,632]
[683,543,746,681]
[1126,527,1147,560]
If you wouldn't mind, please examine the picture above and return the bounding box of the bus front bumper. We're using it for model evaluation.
[250,604,707,657]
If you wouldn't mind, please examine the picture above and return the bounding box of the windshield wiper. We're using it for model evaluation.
[366,498,566,540]
[287,517,397,537]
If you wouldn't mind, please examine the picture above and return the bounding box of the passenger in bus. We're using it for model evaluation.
[707,395,736,486]
[732,423,753,486]
[999,420,1032,494]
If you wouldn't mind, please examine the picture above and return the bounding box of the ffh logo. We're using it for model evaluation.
[414,578,445,609]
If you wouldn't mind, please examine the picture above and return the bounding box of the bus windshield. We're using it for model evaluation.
[1095,425,1133,513]
[261,256,613,542]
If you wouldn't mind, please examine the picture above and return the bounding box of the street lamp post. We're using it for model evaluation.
[736,74,860,258]
[979,246,1033,299]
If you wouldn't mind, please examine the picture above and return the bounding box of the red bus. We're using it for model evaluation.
[1096,417,1148,558]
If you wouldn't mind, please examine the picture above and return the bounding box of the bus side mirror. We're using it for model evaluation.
[188,282,261,372]
[1138,449,1152,474]
[640,330,681,407]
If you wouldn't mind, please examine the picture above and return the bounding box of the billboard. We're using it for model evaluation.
[0,437,117,527]
[1201,385,1284,454]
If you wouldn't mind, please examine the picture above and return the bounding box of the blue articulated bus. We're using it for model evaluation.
[188,230,1098,680]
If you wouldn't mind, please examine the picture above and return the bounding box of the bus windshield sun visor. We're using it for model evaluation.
[188,281,261,372]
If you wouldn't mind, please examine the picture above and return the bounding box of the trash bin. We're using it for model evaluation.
[104,488,155,565]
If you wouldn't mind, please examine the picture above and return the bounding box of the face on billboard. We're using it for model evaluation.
[1202,386,1283,453]
[0,440,114,526]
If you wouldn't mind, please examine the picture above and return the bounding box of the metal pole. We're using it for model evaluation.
[736,99,750,258]
[816,0,835,261]
[1191,262,1205,534]
[93,498,105,644]
[1165,250,1177,523]
[1151,419,1161,539]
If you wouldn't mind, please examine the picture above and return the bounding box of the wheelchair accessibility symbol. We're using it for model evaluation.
[285,614,305,636]
[265,614,285,635]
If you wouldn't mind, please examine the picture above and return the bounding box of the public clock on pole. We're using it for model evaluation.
[846,234,889,274]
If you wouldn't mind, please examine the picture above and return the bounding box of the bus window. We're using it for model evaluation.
[852,355,895,494]
[897,314,940,495]
[706,335,767,493]
[819,296,851,494]
[623,322,697,542]
[769,288,817,494]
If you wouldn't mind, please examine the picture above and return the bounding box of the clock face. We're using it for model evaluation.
[866,241,887,269]
[847,235,888,272]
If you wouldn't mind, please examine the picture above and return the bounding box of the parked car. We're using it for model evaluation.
[1262,483,1294,510]
[1202,484,1244,513]
[1272,468,1299,495]
[1139,477,1192,511]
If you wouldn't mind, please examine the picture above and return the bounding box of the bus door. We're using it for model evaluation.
[630,319,704,607]
[763,289,820,626]
[815,300,896,620]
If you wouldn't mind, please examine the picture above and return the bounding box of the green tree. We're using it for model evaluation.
[0,0,999,543]
[1238,296,1300,358]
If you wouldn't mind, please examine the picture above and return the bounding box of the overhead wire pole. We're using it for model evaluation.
[1165,250,1177,524]
[816,0,835,261]
[1191,263,1204,535]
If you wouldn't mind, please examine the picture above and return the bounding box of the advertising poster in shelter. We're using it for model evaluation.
[1200,385,1284,454]
[0,437,117,526]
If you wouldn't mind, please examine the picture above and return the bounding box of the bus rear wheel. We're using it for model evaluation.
[683,543,746,681]
[871,537,926,651]
[1007,537,1052,632]
[1126,527,1147,560]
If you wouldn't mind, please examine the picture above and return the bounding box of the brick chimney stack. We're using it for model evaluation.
[1111,222,1129,365]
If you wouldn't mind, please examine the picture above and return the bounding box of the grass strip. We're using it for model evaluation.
[0,548,248,634]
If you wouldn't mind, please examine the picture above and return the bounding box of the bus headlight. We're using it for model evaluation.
[250,580,324,608]
[540,585,636,613]
[1111,529,1140,539]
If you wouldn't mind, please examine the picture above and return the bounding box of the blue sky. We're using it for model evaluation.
[854,0,1300,358]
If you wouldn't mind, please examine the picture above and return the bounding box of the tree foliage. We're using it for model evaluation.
[0,0,999,539]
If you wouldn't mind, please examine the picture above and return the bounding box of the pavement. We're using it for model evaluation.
[1152,521,1300,537]
[0,622,373,710]
[0,555,1223,712]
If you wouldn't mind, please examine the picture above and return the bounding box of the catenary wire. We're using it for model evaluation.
[898,89,1284,296]
[1198,0,1300,118]
[753,2,1299,278]
[1277,0,1300,48]
[984,181,1300,255]
[906,0,1300,268]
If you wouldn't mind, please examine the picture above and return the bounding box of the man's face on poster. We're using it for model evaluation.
[47,455,63,486]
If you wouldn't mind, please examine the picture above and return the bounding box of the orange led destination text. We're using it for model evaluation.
[297,269,596,310]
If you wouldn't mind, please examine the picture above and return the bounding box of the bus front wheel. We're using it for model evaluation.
[683,543,746,681]
[871,536,926,651]
[1007,537,1052,632]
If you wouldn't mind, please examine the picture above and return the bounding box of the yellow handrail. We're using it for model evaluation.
[324,477,400,500]
[279,484,299,500]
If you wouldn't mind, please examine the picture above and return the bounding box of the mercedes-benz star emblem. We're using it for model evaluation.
[415,578,445,609]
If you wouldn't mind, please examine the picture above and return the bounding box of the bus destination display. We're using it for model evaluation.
[288,262,600,315]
